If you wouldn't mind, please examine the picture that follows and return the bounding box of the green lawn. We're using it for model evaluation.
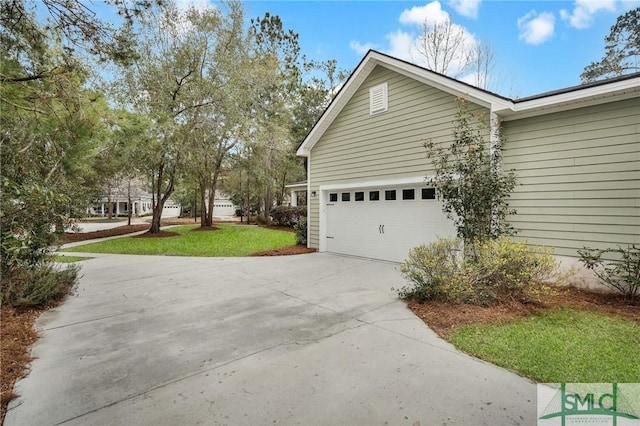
[61,224,296,257]
[54,255,94,263]
[451,308,640,383]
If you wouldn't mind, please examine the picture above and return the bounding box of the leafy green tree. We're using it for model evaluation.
[1,0,157,305]
[424,99,517,259]
[581,7,640,82]
[117,3,216,232]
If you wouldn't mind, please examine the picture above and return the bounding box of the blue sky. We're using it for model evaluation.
[86,0,638,98]
[230,0,638,98]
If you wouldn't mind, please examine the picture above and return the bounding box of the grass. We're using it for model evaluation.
[54,255,94,263]
[61,224,296,257]
[450,308,640,383]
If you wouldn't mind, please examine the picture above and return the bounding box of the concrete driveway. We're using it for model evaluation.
[5,253,536,426]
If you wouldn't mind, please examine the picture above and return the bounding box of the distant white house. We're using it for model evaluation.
[206,191,238,217]
[89,180,181,218]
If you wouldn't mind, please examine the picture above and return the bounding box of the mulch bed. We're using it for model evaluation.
[1,307,40,423]
[409,286,640,338]
[251,245,317,256]
[133,231,179,238]
[61,224,150,243]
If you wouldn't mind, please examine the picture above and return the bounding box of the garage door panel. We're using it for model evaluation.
[325,186,456,262]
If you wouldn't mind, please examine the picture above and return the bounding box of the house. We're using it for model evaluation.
[296,50,639,286]
[285,181,308,207]
[89,180,181,218]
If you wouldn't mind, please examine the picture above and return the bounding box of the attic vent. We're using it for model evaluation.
[369,83,388,115]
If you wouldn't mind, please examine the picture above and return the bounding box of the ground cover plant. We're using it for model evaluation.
[451,308,640,383]
[408,286,640,383]
[62,224,297,257]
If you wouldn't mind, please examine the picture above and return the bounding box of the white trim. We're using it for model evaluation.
[319,176,431,192]
[306,153,311,248]
[369,82,388,114]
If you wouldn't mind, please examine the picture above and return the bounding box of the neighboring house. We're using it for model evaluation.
[89,181,181,218]
[210,191,237,217]
[285,181,308,207]
[296,50,639,287]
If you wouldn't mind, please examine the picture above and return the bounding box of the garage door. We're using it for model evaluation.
[325,186,456,262]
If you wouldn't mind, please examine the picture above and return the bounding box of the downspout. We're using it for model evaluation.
[306,150,311,248]
[489,105,502,235]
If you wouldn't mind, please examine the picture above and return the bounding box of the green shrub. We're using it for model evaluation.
[1,263,79,308]
[578,244,640,300]
[398,238,464,302]
[270,206,307,227]
[463,239,560,305]
[294,217,307,245]
[256,214,271,226]
[399,237,560,305]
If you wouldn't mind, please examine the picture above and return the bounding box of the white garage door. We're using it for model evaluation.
[325,186,456,262]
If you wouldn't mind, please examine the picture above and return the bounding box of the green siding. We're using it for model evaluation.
[308,65,488,248]
[502,98,640,257]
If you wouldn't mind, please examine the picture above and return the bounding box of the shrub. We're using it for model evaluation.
[398,238,464,302]
[578,244,640,300]
[1,263,79,308]
[463,239,560,305]
[294,217,307,245]
[256,214,271,226]
[399,237,560,305]
[270,206,307,227]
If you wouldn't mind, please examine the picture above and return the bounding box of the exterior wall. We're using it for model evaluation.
[502,97,640,258]
[308,65,488,248]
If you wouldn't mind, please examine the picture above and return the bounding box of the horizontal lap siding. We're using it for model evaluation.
[308,66,487,248]
[502,98,640,257]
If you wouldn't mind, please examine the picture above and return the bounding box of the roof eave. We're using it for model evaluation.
[497,76,640,120]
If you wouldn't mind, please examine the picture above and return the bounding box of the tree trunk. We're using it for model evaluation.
[107,182,113,220]
[127,179,132,226]
[149,162,175,234]
[199,181,208,227]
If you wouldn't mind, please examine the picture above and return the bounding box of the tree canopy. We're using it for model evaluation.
[581,7,640,82]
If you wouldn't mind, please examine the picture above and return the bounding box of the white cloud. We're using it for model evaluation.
[448,0,482,19]
[384,30,416,63]
[517,10,555,45]
[349,40,379,56]
[559,0,616,29]
[349,1,479,77]
[399,1,449,26]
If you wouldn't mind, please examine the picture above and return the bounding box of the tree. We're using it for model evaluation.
[1,0,159,306]
[424,99,517,259]
[581,7,640,82]
[413,16,473,78]
[467,41,496,91]
[117,3,213,232]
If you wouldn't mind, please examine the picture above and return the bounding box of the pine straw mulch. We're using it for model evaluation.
[1,306,42,423]
[251,245,317,256]
[61,219,193,244]
[408,286,640,339]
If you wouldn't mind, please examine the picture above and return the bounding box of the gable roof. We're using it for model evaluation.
[297,50,640,157]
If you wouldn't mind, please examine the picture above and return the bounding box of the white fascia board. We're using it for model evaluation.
[319,176,434,192]
[378,59,512,111]
[296,55,379,157]
[497,77,640,120]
